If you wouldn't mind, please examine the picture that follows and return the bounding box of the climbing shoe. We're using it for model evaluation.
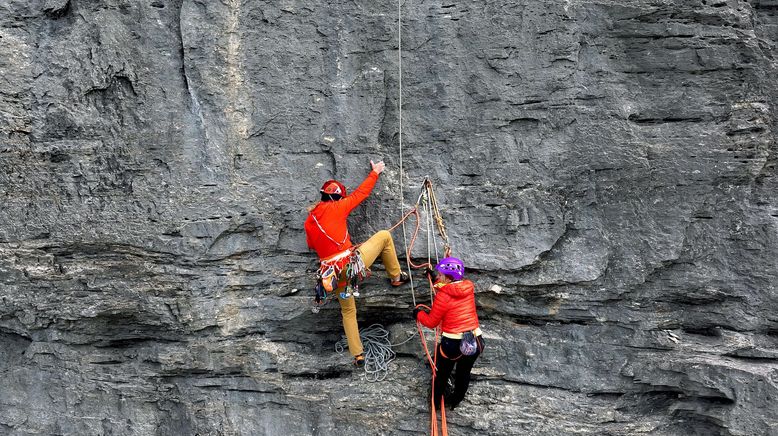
[353,354,365,368]
[444,375,455,399]
[441,376,456,409]
[390,271,410,287]
[446,397,462,410]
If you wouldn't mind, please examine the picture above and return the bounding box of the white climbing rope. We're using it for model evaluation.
[335,324,416,382]
[425,188,438,301]
[426,191,438,262]
[397,0,416,307]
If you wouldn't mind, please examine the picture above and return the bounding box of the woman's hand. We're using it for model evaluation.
[412,306,429,319]
[425,267,438,281]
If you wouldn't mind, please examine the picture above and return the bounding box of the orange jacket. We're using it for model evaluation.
[305,171,379,260]
[417,280,480,334]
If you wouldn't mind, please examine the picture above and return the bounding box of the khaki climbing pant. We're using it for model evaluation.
[338,230,403,357]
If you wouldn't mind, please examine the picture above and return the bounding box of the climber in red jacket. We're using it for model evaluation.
[305,159,410,367]
[414,257,484,410]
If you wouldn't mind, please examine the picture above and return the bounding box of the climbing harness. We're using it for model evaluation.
[308,206,353,312]
[311,247,368,312]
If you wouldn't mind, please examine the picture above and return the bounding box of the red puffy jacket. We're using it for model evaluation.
[417,280,480,334]
[305,171,379,260]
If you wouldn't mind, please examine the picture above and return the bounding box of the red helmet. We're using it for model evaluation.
[320,180,347,196]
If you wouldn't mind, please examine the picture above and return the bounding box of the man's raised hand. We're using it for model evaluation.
[371,160,386,174]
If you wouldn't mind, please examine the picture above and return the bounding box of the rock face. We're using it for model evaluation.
[1,0,777,435]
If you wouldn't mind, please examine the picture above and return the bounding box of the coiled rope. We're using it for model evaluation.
[335,323,416,382]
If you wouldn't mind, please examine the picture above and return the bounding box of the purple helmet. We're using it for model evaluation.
[435,257,465,281]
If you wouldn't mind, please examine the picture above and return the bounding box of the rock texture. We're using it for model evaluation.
[1,0,777,435]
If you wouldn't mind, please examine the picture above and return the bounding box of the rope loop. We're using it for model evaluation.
[335,324,415,382]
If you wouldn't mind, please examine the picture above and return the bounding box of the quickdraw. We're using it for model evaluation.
[311,248,371,313]
[342,251,370,298]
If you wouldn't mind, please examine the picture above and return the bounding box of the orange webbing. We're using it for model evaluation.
[389,179,451,271]
[415,280,449,435]
[415,322,449,436]
[389,207,419,232]
[401,181,451,270]
[407,207,433,270]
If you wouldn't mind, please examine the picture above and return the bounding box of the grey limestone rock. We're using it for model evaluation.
[1,0,777,435]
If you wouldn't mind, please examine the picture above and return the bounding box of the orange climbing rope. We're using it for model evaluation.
[406,180,451,436]
[415,300,448,436]
[385,178,450,268]
[349,178,452,435]
[394,0,451,429]
[384,178,453,435]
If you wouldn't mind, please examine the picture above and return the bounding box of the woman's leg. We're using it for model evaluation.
[433,349,456,408]
[447,336,485,408]
[434,337,461,407]
[357,230,402,278]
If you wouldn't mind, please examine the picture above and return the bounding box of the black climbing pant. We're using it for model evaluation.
[433,335,485,409]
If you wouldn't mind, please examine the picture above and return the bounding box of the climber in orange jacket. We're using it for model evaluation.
[414,257,484,409]
[305,159,410,366]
